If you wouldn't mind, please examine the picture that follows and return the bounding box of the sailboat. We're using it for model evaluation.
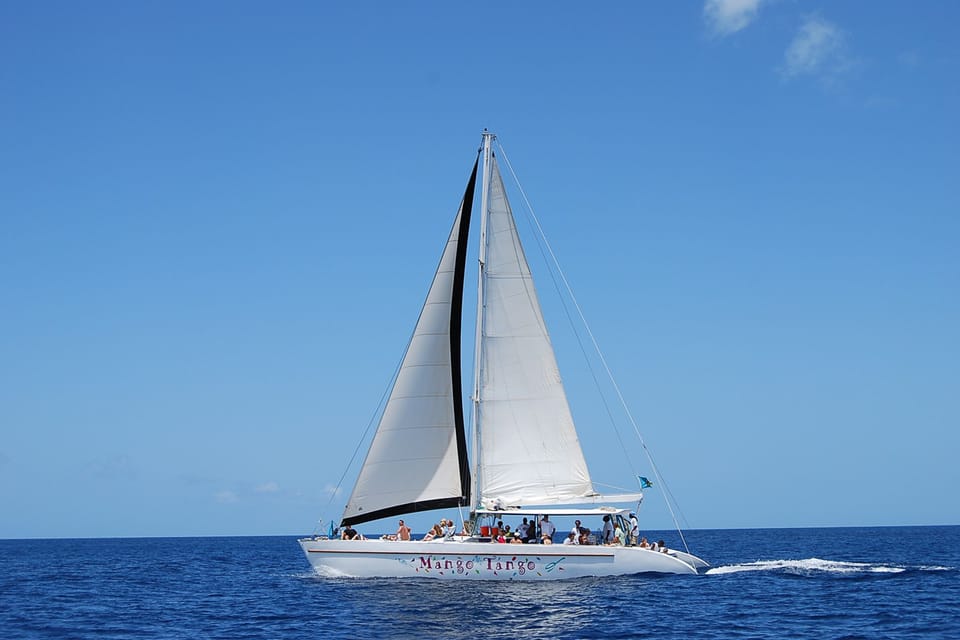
[299,132,708,579]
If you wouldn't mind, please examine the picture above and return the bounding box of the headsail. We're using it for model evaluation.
[475,154,595,507]
[341,158,478,526]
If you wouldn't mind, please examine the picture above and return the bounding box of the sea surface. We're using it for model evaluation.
[1,526,958,639]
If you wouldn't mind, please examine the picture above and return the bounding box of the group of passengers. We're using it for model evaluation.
[636,537,670,552]
[558,515,627,546]
[421,518,458,541]
[343,511,672,551]
[488,514,557,544]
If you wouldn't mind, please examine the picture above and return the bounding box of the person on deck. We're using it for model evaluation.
[540,515,556,543]
[629,513,639,546]
[570,520,582,545]
[521,518,534,543]
[610,521,626,546]
[601,515,614,544]
[341,525,361,540]
[422,523,443,541]
[383,520,411,541]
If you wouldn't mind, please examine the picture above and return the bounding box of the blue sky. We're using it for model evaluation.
[1,1,957,538]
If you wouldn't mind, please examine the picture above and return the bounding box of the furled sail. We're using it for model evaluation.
[341,159,477,526]
[476,155,595,507]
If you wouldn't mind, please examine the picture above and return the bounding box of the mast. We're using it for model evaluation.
[470,130,495,512]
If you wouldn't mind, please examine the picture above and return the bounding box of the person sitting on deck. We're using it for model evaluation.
[639,536,650,549]
[658,539,668,553]
[570,520,582,545]
[341,525,362,540]
[563,531,577,545]
[381,519,411,541]
[578,526,591,545]
[422,523,443,541]
[442,519,456,539]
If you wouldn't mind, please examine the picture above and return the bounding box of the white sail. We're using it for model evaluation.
[476,155,595,507]
[342,168,476,524]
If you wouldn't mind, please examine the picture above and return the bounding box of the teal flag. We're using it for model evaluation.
[638,476,654,488]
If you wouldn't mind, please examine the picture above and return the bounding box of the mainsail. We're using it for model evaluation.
[341,159,478,526]
[475,155,595,507]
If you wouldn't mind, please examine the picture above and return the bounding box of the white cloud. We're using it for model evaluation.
[255,481,280,494]
[704,0,766,36]
[322,484,342,497]
[782,15,848,78]
[214,490,239,504]
[86,454,136,479]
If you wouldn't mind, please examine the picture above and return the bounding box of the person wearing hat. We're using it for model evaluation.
[629,512,639,546]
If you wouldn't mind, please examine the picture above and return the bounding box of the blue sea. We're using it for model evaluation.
[2,526,958,639]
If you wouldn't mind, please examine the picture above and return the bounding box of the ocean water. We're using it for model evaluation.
[1,526,958,639]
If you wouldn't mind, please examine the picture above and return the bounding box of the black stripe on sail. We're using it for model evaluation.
[340,154,479,529]
[341,497,468,528]
[450,156,479,506]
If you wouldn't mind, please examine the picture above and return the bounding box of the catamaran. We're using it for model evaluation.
[299,131,708,579]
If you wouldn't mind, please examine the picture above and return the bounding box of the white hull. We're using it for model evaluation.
[299,538,703,580]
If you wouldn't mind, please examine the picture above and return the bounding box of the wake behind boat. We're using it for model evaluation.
[300,131,708,579]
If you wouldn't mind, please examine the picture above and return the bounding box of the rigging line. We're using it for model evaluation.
[320,325,414,526]
[592,481,637,493]
[496,140,691,552]
[495,141,638,481]
[520,199,637,479]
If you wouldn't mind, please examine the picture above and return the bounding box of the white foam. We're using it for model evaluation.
[705,557,909,576]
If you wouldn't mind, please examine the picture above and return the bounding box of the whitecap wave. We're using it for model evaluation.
[705,558,909,576]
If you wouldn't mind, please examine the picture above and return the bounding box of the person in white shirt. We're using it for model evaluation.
[518,518,530,542]
[629,513,639,547]
[570,519,582,545]
[540,515,556,543]
[563,531,577,545]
